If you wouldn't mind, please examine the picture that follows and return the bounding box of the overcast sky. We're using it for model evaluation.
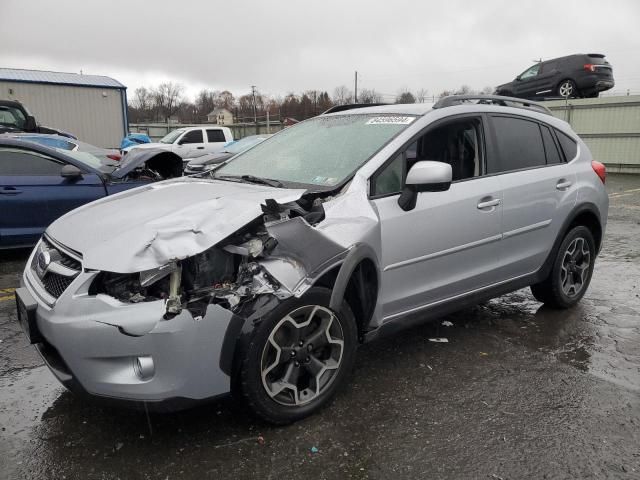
[1,0,639,102]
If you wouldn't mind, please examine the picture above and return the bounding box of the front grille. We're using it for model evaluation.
[30,236,82,300]
[41,272,76,298]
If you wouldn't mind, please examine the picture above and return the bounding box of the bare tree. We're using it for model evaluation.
[132,87,151,112]
[332,85,353,105]
[359,88,382,104]
[455,85,475,95]
[155,82,184,121]
[195,89,216,121]
[480,86,494,95]
[415,88,429,103]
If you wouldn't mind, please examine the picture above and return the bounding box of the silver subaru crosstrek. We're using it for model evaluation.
[16,95,608,424]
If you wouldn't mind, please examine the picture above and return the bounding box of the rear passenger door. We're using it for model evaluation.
[488,115,577,279]
[205,128,229,153]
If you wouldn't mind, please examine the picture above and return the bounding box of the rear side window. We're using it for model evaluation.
[0,148,63,175]
[555,130,578,161]
[206,129,226,142]
[540,126,563,164]
[490,116,546,173]
[180,129,203,144]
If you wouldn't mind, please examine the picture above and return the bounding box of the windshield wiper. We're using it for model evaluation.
[216,174,283,188]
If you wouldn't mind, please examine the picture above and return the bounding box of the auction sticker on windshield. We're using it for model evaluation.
[366,116,415,125]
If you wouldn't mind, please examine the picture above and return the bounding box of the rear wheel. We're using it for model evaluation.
[531,226,596,308]
[237,287,357,424]
[557,79,579,98]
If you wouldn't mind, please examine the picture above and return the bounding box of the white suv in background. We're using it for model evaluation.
[124,126,233,159]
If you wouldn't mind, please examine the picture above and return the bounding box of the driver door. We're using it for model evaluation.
[176,128,206,158]
[0,146,106,247]
[370,116,503,321]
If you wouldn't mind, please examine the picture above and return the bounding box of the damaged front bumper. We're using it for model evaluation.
[22,256,241,406]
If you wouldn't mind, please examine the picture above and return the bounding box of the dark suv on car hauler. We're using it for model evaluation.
[495,53,614,99]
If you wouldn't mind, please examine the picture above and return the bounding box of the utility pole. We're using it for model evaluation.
[354,71,358,103]
[251,85,258,134]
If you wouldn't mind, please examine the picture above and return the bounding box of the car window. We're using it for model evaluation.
[489,116,546,173]
[0,148,64,175]
[520,64,540,79]
[371,118,483,196]
[17,135,77,150]
[159,129,184,144]
[206,129,226,142]
[540,61,557,74]
[541,126,563,164]
[0,106,26,129]
[555,130,578,161]
[216,114,415,188]
[180,130,204,144]
[372,153,404,196]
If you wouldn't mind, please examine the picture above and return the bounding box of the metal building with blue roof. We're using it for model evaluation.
[0,68,127,147]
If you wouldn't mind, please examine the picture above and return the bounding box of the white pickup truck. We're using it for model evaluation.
[124,126,233,159]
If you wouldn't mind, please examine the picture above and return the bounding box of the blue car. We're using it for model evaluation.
[0,138,182,248]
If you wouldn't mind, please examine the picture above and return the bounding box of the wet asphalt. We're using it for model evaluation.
[1,175,639,480]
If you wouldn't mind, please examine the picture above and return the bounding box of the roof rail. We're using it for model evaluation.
[322,103,388,114]
[433,95,552,115]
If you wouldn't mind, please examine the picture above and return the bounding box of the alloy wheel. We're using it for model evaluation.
[559,81,575,98]
[260,305,344,406]
[560,237,591,297]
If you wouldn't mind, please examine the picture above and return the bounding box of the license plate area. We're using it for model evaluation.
[15,287,44,344]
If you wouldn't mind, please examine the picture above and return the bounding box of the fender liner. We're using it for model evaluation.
[329,243,380,315]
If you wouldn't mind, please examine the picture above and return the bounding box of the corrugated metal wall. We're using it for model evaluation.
[543,95,640,173]
[1,82,125,148]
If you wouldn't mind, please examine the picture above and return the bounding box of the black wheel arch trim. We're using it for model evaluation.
[538,202,602,282]
[328,243,380,316]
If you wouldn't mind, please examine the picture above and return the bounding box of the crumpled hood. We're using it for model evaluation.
[112,147,180,178]
[46,177,305,273]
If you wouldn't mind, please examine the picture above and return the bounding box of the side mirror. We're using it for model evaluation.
[398,161,452,211]
[61,164,83,179]
[24,115,37,131]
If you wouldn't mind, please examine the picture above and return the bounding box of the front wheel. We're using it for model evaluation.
[531,226,596,308]
[237,287,357,424]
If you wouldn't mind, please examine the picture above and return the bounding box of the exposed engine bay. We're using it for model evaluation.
[90,193,336,319]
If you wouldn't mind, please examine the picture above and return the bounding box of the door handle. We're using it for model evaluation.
[477,198,500,209]
[196,146,205,149]
[556,180,572,190]
[0,187,22,195]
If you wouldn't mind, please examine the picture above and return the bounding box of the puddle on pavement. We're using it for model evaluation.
[0,366,64,476]
[479,276,640,394]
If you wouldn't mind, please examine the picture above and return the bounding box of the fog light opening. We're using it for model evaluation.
[133,355,155,380]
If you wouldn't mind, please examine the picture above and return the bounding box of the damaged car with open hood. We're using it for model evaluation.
[15,96,609,423]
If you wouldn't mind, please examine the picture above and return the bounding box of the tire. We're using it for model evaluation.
[557,79,579,98]
[237,287,357,424]
[531,226,596,309]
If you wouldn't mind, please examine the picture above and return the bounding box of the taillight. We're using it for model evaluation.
[591,160,606,184]
[584,63,597,72]
[107,153,122,161]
